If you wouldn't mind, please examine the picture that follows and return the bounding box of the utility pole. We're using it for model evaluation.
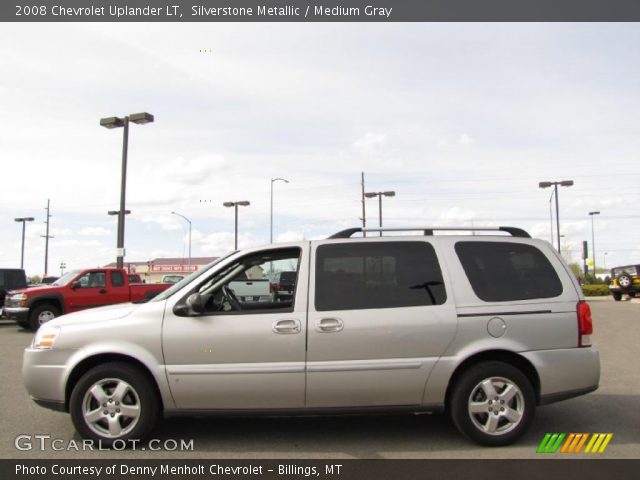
[41,199,54,276]
[361,172,366,237]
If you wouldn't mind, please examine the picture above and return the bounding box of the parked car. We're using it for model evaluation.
[0,268,27,317]
[271,270,298,302]
[161,274,184,284]
[228,271,272,303]
[608,264,640,301]
[128,274,144,284]
[23,226,599,447]
[4,268,171,331]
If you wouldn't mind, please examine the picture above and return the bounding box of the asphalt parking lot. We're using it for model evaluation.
[0,299,638,460]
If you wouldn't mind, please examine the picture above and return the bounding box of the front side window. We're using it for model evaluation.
[192,248,301,314]
[315,241,446,311]
[455,241,563,302]
[75,272,106,289]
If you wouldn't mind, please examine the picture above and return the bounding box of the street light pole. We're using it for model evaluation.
[270,177,289,243]
[538,180,574,253]
[589,211,600,278]
[100,112,154,269]
[223,201,250,250]
[364,191,396,237]
[171,211,192,269]
[14,217,34,269]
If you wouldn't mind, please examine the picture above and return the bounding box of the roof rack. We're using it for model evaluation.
[327,226,531,239]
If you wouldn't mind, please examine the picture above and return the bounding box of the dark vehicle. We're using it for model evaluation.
[609,264,640,301]
[41,276,59,285]
[0,268,28,317]
[128,273,144,283]
[4,268,171,331]
[271,271,297,301]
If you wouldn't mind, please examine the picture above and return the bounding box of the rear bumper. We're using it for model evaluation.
[521,347,600,403]
[4,307,29,321]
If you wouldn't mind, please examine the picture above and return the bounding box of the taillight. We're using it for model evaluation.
[577,301,593,347]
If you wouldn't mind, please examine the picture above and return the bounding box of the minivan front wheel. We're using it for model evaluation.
[70,362,159,447]
[449,361,535,446]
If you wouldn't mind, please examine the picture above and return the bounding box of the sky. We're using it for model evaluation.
[1,22,639,277]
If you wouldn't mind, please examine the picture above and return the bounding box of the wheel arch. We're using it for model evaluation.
[64,353,165,413]
[444,350,541,408]
[29,295,65,315]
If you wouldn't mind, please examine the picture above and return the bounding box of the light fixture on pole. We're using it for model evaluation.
[589,211,600,278]
[171,211,192,270]
[14,217,34,269]
[364,191,396,236]
[538,180,574,253]
[100,112,154,269]
[223,201,250,250]
[270,177,289,243]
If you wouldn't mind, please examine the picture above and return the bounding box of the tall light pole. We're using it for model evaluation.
[603,252,608,271]
[270,177,289,243]
[538,180,574,253]
[41,199,53,276]
[223,201,250,250]
[364,191,396,237]
[589,211,600,278]
[100,112,154,269]
[14,217,34,269]
[171,211,192,270]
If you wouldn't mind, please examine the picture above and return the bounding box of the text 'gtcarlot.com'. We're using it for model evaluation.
[14,434,193,451]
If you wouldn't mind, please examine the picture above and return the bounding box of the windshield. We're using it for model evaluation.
[151,252,236,302]
[52,270,82,286]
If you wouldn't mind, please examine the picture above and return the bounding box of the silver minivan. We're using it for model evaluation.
[23,226,599,447]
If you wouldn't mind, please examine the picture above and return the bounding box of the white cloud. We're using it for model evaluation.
[78,227,111,237]
[352,132,387,156]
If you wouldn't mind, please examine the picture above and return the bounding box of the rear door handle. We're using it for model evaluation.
[316,317,344,333]
[272,319,301,334]
[99,289,108,294]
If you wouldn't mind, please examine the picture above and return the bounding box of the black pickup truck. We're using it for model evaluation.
[0,268,28,317]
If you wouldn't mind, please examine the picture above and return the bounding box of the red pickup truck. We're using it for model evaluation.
[3,268,171,331]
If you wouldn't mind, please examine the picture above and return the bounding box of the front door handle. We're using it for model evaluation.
[272,319,301,334]
[99,289,107,294]
[316,317,344,333]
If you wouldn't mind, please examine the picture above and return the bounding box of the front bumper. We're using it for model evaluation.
[23,347,74,412]
[4,307,29,321]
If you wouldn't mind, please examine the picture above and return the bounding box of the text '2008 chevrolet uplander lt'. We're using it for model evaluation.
[23,226,599,447]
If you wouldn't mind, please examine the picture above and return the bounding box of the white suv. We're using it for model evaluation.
[23,226,599,447]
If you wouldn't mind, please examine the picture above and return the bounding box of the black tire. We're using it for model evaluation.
[628,292,636,298]
[449,361,535,447]
[69,362,159,447]
[612,291,623,301]
[16,321,31,330]
[617,273,633,291]
[28,303,60,331]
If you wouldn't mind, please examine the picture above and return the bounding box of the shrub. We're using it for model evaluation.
[582,284,610,297]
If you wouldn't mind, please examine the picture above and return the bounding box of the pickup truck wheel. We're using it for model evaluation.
[29,304,60,331]
[449,361,535,446]
[70,362,159,447]
[612,291,623,301]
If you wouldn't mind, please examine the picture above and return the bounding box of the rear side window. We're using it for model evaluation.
[455,241,563,302]
[315,241,446,311]
[111,271,125,287]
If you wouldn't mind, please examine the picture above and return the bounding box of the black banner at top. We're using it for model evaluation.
[2,0,640,22]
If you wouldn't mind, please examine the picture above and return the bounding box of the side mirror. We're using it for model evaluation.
[185,292,205,314]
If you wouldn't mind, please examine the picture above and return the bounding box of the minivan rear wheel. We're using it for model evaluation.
[69,362,159,447]
[449,361,535,446]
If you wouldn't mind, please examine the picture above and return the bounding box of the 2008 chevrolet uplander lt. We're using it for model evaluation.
[23,226,599,447]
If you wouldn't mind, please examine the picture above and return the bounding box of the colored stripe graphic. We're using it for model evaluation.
[537,433,565,453]
[538,433,613,454]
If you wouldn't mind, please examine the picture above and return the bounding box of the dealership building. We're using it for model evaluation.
[104,256,218,283]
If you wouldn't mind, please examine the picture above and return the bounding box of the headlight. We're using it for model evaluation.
[32,326,61,349]
[10,293,28,307]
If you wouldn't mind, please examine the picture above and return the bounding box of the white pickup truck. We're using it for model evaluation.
[228,272,272,303]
